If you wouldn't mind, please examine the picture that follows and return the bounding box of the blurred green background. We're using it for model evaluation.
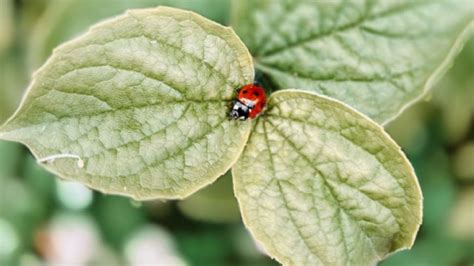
[0,0,473,265]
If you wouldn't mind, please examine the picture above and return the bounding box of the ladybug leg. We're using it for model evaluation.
[228,100,236,120]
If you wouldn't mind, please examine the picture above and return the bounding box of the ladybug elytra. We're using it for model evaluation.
[230,84,266,120]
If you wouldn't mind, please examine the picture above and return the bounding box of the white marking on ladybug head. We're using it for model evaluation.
[229,101,251,120]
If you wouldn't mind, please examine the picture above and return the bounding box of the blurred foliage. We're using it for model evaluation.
[0,47,27,123]
[453,142,474,181]
[177,171,241,224]
[0,0,14,54]
[0,0,473,265]
[449,188,474,240]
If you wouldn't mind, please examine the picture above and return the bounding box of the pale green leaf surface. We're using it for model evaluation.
[0,7,254,200]
[232,0,474,124]
[233,90,422,265]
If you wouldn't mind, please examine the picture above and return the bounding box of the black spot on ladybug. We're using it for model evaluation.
[253,91,260,97]
[242,90,248,94]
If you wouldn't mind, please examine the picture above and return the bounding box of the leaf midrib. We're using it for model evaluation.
[3,99,229,134]
[265,119,382,261]
[260,120,325,265]
[265,120,400,259]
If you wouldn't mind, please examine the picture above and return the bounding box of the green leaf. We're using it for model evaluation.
[233,90,422,265]
[232,0,474,124]
[0,7,254,200]
[29,0,231,68]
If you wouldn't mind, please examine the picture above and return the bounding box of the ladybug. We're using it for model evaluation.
[230,83,267,120]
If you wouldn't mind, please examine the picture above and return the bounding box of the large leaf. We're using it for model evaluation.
[29,0,231,68]
[0,7,254,200]
[232,0,474,124]
[233,90,422,265]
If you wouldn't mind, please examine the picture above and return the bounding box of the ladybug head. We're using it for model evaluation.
[230,100,250,120]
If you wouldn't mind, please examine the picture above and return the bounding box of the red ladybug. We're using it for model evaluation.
[230,84,266,120]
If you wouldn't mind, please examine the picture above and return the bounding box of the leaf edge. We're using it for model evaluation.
[382,20,474,125]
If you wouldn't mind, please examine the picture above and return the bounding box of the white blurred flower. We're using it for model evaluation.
[56,180,93,210]
[125,225,187,266]
[0,218,19,257]
[38,214,100,266]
